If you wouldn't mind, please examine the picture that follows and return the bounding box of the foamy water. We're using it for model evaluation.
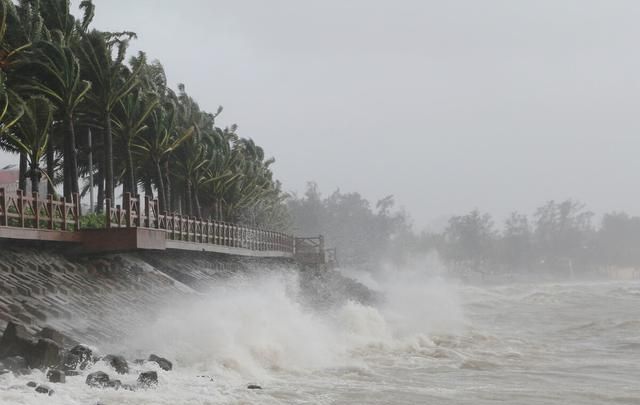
[1,270,639,404]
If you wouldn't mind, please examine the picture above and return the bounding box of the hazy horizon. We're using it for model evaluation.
[2,0,639,230]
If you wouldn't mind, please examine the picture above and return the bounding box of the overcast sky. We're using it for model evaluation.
[3,0,640,229]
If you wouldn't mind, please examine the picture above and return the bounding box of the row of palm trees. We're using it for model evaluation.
[0,0,290,230]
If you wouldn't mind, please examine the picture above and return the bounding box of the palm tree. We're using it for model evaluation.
[19,36,91,198]
[3,96,52,193]
[112,87,158,194]
[134,102,193,212]
[77,29,140,208]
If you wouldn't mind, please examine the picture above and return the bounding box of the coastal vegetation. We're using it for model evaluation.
[0,0,289,230]
[290,182,640,276]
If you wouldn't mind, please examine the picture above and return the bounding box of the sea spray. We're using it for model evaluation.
[0,265,470,404]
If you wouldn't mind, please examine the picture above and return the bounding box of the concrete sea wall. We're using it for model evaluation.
[0,240,295,345]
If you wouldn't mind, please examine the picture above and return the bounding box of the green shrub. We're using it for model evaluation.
[80,212,106,229]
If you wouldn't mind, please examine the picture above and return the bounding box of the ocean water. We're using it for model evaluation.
[1,270,639,405]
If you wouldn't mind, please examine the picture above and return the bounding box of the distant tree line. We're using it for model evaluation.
[289,184,640,274]
[432,200,640,275]
[0,0,289,230]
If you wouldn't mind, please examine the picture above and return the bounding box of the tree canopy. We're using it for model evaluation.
[0,0,289,230]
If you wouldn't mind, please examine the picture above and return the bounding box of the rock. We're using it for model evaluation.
[65,370,80,377]
[65,345,93,370]
[148,354,172,371]
[0,356,29,374]
[86,371,110,388]
[46,369,66,383]
[137,371,158,387]
[26,381,37,387]
[35,384,54,395]
[0,321,36,359]
[107,379,122,390]
[103,354,129,374]
[247,384,262,390]
[36,327,65,346]
[27,338,62,369]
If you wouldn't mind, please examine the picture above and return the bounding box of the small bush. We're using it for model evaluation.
[80,213,106,229]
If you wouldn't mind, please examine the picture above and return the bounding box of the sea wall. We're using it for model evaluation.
[0,239,295,345]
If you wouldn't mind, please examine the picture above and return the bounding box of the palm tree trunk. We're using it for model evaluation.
[155,160,166,212]
[67,114,80,197]
[30,163,40,194]
[163,161,172,212]
[104,111,114,207]
[19,153,27,191]
[46,134,54,196]
[185,180,193,216]
[193,185,201,218]
[126,143,135,195]
[97,169,104,213]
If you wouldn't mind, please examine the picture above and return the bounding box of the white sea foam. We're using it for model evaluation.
[2,271,639,404]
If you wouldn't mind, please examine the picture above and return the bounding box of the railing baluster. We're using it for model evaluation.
[47,194,54,230]
[33,192,39,229]
[73,193,80,230]
[60,195,67,231]
[0,188,5,227]
[144,196,150,228]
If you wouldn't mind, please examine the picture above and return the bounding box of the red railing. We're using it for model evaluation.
[106,193,294,254]
[0,188,80,231]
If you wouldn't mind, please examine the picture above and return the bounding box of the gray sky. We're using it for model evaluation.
[3,0,640,229]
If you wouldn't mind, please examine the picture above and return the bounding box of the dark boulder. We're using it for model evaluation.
[86,371,110,388]
[46,369,66,383]
[26,381,37,387]
[35,384,54,395]
[103,354,129,374]
[26,338,62,369]
[247,384,262,390]
[0,321,36,359]
[137,371,158,387]
[148,354,172,371]
[65,345,93,370]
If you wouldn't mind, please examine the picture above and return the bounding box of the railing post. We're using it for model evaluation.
[153,200,160,228]
[33,192,40,229]
[0,188,6,227]
[124,192,131,227]
[144,196,151,228]
[47,194,54,230]
[73,192,80,230]
[135,194,141,227]
[105,198,112,228]
[213,221,218,245]
[17,189,24,228]
[61,195,67,231]
[171,212,176,239]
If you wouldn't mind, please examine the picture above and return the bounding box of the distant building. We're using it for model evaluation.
[0,164,48,195]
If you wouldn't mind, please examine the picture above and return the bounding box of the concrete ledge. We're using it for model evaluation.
[0,227,82,243]
[166,239,293,258]
[81,228,167,253]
